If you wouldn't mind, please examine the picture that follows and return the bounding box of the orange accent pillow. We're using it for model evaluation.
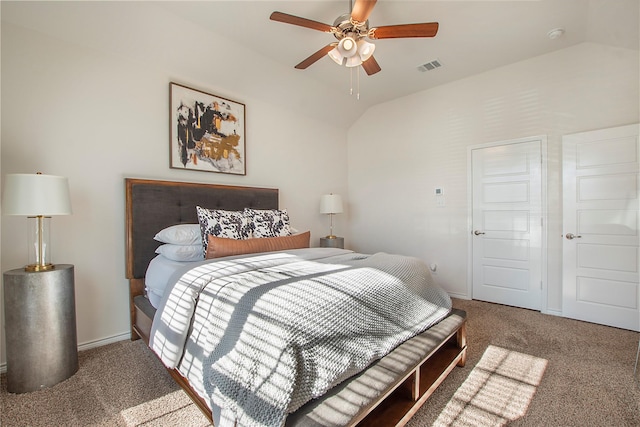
[206,231,311,259]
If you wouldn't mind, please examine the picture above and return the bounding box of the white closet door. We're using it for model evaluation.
[563,124,640,331]
[471,139,543,310]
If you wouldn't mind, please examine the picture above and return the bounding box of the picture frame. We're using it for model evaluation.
[169,82,246,175]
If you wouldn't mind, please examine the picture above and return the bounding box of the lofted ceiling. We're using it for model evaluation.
[1,1,638,127]
[156,0,639,109]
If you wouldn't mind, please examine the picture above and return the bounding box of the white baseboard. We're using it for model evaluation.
[449,292,470,300]
[543,308,563,317]
[0,332,131,374]
[77,332,131,352]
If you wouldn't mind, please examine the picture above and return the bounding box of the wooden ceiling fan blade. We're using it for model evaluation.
[270,11,334,33]
[362,56,381,76]
[351,0,377,23]
[295,44,336,69]
[370,22,439,39]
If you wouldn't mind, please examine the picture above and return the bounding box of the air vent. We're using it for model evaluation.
[418,59,442,72]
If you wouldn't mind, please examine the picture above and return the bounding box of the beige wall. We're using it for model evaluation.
[347,42,639,314]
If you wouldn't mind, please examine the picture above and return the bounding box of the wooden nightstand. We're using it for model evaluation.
[320,237,344,249]
[3,265,78,393]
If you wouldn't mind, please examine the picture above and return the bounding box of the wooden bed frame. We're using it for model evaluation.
[125,177,467,426]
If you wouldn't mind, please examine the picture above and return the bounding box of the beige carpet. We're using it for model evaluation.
[1,298,639,426]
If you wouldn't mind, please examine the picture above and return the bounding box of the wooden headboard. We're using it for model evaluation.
[124,178,279,337]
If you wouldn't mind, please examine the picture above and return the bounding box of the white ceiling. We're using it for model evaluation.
[156,0,639,109]
[2,1,637,127]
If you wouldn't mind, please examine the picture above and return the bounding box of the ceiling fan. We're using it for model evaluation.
[270,0,439,76]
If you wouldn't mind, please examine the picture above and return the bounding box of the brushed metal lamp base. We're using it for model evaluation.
[25,263,56,272]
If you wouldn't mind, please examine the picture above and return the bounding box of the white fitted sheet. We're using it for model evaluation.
[145,255,199,308]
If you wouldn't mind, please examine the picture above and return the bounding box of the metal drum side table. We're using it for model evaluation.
[320,237,344,249]
[3,264,78,393]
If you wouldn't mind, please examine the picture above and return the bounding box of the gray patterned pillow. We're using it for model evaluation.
[244,208,292,238]
[196,206,250,256]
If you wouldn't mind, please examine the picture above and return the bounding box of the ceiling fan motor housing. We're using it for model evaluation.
[332,13,370,42]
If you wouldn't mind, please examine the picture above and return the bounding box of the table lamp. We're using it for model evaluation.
[2,173,72,271]
[320,193,343,239]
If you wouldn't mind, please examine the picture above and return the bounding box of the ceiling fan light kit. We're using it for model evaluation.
[270,0,439,96]
[270,0,438,74]
[329,36,375,68]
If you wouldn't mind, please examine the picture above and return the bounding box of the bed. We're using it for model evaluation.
[125,177,467,426]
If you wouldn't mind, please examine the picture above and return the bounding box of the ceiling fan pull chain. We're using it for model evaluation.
[347,67,360,100]
[350,67,354,96]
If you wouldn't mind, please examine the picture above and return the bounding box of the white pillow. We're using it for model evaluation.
[155,243,204,262]
[154,224,201,245]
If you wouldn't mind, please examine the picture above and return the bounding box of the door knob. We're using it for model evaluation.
[565,233,582,240]
[474,230,485,235]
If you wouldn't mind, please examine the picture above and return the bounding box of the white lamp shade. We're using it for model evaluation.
[345,55,363,68]
[320,194,343,214]
[328,46,345,65]
[357,39,376,62]
[2,173,72,216]
[337,37,358,58]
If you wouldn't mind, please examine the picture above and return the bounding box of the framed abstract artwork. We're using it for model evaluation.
[169,82,246,175]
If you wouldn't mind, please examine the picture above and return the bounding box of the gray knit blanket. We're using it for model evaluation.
[150,248,451,427]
